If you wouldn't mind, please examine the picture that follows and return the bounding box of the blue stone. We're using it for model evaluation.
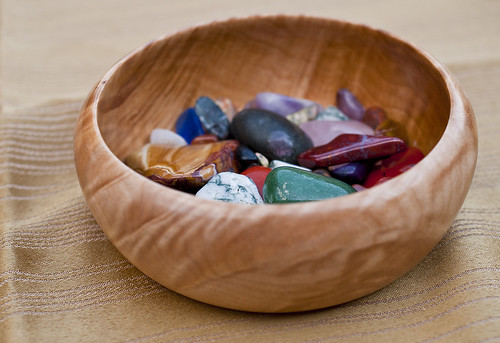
[236,145,259,170]
[175,107,205,144]
[194,96,230,139]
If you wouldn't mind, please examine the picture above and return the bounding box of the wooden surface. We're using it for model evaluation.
[74,16,477,313]
[2,0,500,341]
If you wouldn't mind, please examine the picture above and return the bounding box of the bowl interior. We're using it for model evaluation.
[95,15,450,161]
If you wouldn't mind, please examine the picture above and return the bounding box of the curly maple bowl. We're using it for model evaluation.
[74,15,477,312]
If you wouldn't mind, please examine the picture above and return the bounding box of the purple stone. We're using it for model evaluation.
[299,120,374,146]
[328,160,373,185]
[248,92,323,116]
[336,88,365,121]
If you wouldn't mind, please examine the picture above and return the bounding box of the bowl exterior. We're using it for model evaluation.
[74,15,477,312]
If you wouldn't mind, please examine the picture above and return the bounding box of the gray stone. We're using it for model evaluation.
[230,108,313,164]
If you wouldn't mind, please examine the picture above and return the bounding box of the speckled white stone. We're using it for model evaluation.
[150,128,187,147]
[196,172,264,205]
[269,160,311,171]
[316,106,349,121]
[285,105,319,125]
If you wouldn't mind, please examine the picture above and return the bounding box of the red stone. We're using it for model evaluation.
[241,166,272,198]
[363,147,425,187]
[297,134,407,169]
[190,133,219,145]
[363,106,388,129]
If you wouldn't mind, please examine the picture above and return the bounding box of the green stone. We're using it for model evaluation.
[262,167,357,204]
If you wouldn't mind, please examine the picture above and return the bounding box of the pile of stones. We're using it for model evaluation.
[124,90,423,204]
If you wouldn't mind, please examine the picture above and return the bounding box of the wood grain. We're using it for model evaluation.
[74,15,478,312]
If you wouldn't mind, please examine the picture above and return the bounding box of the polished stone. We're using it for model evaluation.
[316,106,349,121]
[363,106,388,129]
[269,159,311,171]
[215,97,238,121]
[352,184,367,192]
[190,134,219,145]
[300,119,374,146]
[194,96,230,139]
[336,88,365,121]
[263,167,356,204]
[328,160,373,184]
[236,145,260,170]
[175,107,205,144]
[230,108,313,163]
[248,92,322,116]
[149,128,187,147]
[255,152,270,167]
[312,168,331,178]
[364,147,424,187]
[286,105,319,125]
[241,165,272,198]
[297,134,407,168]
[196,172,263,204]
[124,140,239,191]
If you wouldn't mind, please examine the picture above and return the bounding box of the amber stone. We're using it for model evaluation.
[124,140,239,191]
[297,134,407,169]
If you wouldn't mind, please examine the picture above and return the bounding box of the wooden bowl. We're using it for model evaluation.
[74,15,477,312]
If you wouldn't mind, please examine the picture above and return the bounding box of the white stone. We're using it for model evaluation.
[316,105,349,121]
[196,172,264,205]
[150,128,187,147]
[269,160,311,171]
[255,152,269,167]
